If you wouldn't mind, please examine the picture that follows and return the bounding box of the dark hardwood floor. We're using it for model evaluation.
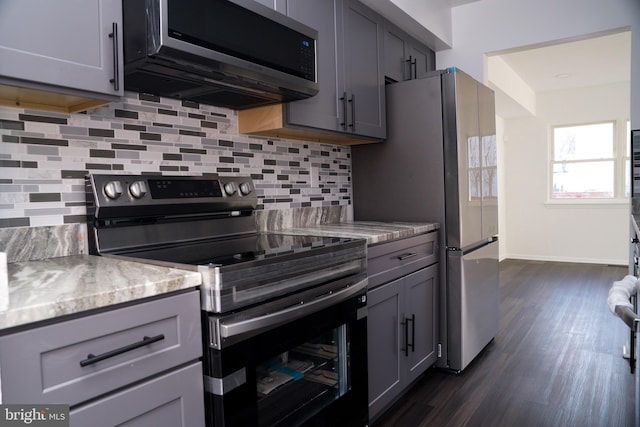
[372,259,635,427]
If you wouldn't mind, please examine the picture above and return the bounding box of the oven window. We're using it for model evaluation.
[255,325,349,426]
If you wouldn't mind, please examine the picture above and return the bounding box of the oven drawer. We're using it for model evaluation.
[0,290,201,406]
[70,361,205,427]
[367,232,438,289]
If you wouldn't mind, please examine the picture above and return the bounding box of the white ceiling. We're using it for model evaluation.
[494,31,631,94]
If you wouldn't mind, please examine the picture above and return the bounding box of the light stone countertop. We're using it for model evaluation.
[0,221,436,331]
[275,221,439,245]
[0,255,202,332]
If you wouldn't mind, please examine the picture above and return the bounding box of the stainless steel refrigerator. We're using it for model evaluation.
[351,68,499,372]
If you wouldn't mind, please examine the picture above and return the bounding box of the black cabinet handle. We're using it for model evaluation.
[339,92,347,130]
[401,318,409,357]
[109,22,120,91]
[80,334,165,367]
[349,94,355,131]
[405,55,412,80]
[398,252,417,261]
[411,57,417,79]
[409,314,415,353]
[401,315,415,357]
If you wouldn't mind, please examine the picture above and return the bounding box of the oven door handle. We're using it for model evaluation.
[219,277,367,339]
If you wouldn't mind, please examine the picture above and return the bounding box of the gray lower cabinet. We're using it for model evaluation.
[0,0,123,112]
[366,232,439,421]
[340,0,386,139]
[0,290,204,427]
[70,362,204,427]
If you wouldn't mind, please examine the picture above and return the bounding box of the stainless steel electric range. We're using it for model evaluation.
[85,174,369,427]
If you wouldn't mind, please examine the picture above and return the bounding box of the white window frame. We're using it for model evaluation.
[547,119,630,205]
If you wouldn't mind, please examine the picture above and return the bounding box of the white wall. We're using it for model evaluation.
[503,83,630,264]
[436,0,640,128]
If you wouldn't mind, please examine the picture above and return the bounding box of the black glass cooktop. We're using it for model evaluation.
[116,233,362,267]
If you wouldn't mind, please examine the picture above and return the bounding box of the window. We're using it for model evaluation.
[551,121,629,200]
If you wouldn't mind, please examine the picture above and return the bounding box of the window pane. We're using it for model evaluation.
[553,123,614,161]
[468,136,480,167]
[626,121,631,197]
[626,159,631,197]
[482,135,497,167]
[469,169,481,200]
[552,161,614,198]
[482,167,498,199]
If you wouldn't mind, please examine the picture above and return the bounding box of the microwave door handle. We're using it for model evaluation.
[219,278,367,339]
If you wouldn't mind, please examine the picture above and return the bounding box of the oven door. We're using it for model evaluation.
[202,276,368,427]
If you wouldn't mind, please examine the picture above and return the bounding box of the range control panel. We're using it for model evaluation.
[87,174,256,216]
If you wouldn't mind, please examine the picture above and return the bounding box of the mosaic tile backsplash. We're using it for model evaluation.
[0,92,353,229]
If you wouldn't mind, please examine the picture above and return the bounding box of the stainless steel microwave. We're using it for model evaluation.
[122,0,318,109]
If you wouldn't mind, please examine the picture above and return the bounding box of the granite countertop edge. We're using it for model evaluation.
[274,221,440,245]
[0,255,202,332]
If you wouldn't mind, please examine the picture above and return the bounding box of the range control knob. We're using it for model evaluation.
[223,182,237,196]
[104,181,123,200]
[239,182,252,195]
[129,181,148,199]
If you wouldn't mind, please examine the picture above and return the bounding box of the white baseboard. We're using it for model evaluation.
[502,253,627,266]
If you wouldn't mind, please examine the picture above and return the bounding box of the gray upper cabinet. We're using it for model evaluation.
[340,0,386,139]
[0,0,123,113]
[383,21,435,82]
[284,0,344,133]
[239,0,386,144]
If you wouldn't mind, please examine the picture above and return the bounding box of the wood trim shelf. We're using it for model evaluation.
[239,104,382,146]
[0,83,114,114]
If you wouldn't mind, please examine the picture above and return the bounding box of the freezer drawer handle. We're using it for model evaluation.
[79,334,165,367]
[397,252,418,261]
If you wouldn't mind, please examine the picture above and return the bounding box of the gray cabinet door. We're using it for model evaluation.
[407,42,435,80]
[404,264,438,385]
[70,362,205,427]
[383,22,409,82]
[367,277,404,420]
[342,0,385,139]
[0,0,123,97]
[285,0,344,132]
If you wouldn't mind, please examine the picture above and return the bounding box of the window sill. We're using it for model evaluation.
[544,198,630,208]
